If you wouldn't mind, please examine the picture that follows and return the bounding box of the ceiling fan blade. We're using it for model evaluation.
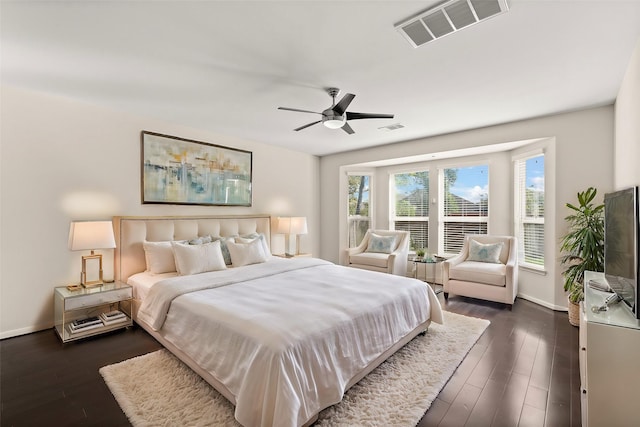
[294,120,322,131]
[332,93,355,115]
[341,122,355,134]
[278,107,323,115]
[346,112,394,120]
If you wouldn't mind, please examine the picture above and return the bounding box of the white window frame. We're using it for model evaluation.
[438,162,489,256]
[389,169,430,252]
[513,150,545,271]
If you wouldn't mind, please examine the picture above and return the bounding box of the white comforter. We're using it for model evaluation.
[137,257,443,427]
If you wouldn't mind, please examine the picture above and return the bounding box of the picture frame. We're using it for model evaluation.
[141,131,252,206]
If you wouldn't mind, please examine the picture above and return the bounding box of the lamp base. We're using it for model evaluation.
[80,253,104,288]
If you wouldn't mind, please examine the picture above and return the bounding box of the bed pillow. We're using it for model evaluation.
[171,240,227,276]
[237,233,271,259]
[142,241,177,274]
[211,236,235,265]
[467,240,504,264]
[366,233,398,254]
[227,238,268,267]
[188,235,213,245]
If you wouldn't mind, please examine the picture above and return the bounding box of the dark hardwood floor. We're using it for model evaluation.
[1,294,580,427]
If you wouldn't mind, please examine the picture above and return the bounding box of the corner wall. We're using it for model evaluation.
[0,86,320,338]
[614,37,640,189]
[320,106,614,310]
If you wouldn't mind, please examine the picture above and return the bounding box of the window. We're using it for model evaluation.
[391,171,429,251]
[348,174,371,247]
[439,164,489,255]
[515,154,545,268]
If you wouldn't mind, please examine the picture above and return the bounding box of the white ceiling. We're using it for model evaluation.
[3,1,640,157]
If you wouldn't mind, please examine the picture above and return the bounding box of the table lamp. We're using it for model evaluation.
[68,220,116,287]
[276,217,308,256]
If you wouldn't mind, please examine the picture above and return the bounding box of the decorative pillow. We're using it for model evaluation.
[212,236,235,265]
[237,233,271,259]
[188,235,213,245]
[227,238,268,267]
[171,241,227,276]
[467,240,504,264]
[142,241,177,274]
[366,233,398,254]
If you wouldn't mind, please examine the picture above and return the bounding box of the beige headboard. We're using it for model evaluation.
[113,215,272,282]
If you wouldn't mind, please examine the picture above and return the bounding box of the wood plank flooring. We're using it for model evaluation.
[1,294,581,426]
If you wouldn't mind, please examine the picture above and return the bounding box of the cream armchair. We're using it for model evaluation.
[443,235,518,308]
[340,230,410,276]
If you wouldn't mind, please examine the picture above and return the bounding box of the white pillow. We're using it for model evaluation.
[142,241,177,274]
[227,238,268,267]
[236,233,271,259]
[467,240,504,264]
[171,241,227,276]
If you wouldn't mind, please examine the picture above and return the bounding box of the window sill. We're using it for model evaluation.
[519,264,547,275]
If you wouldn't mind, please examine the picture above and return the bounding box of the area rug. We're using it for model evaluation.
[100,311,489,427]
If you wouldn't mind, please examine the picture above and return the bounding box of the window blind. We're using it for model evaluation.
[348,174,371,247]
[391,171,429,250]
[440,165,489,255]
[515,154,545,267]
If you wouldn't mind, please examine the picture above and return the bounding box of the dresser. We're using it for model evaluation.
[579,271,640,427]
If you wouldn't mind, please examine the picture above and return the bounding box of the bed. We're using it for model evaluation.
[113,215,443,427]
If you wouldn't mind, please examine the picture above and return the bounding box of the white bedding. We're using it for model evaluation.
[127,271,177,300]
[137,257,443,427]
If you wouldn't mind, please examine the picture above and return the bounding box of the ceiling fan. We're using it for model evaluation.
[278,87,394,134]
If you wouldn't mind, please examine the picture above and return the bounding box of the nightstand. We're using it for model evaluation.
[54,282,133,343]
[273,253,312,258]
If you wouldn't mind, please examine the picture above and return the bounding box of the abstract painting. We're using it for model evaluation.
[141,131,252,206]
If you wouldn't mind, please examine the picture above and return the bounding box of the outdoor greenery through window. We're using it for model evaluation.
[348,174,371,247]
[515,154,545,268]
[440,165,489,255]
[391,171,429,251]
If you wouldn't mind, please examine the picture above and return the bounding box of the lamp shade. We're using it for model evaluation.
[68,221,116,251]
[276,217,308,235]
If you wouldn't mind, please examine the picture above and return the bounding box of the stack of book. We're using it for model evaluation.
[68,316,103,335]
[100,310,128,326]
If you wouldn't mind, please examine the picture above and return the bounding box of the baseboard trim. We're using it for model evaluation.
[518,293,567,312]
[0,322,53,340]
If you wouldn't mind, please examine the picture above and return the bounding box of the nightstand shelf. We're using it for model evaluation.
[54,282,133,343]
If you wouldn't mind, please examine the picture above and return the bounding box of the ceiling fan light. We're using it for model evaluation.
[323,119,344,129]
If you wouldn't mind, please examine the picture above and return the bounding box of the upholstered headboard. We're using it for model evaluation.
[113,215,272,282]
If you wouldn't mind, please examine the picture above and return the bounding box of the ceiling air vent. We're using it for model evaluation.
[396,0,509,48]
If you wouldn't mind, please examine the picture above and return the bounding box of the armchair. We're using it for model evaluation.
[443,235,518,308]
[340,230,410,276]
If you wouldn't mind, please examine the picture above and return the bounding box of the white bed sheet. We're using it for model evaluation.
[127,271,177,300]
[137,257,443,427]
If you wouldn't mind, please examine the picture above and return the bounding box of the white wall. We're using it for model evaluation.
[0,86,320,338]
[320,106,614,310]
[614,37,640,189]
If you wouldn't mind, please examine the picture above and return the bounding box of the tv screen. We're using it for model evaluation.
[604,186,639,318]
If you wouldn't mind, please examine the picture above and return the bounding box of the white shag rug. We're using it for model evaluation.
[100,311,489,427]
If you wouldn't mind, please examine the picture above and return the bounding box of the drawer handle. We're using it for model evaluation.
[581,347,586,351]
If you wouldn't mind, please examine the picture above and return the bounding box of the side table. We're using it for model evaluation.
[411,257,443,294]
[54,282,133,343]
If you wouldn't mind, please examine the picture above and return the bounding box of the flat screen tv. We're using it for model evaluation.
[604,186,640,319]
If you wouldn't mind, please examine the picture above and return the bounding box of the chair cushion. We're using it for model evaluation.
[350,252,390,268]
[468,239,504,264]
[449,261,506,287]
[366,233,398,254]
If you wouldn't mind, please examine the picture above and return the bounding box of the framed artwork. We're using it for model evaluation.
[141,131,252,206]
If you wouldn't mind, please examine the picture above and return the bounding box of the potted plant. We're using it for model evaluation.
[415,247,426,261]
[559,187,605,326]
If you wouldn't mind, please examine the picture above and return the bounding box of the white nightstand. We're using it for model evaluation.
[54,282,133,343]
